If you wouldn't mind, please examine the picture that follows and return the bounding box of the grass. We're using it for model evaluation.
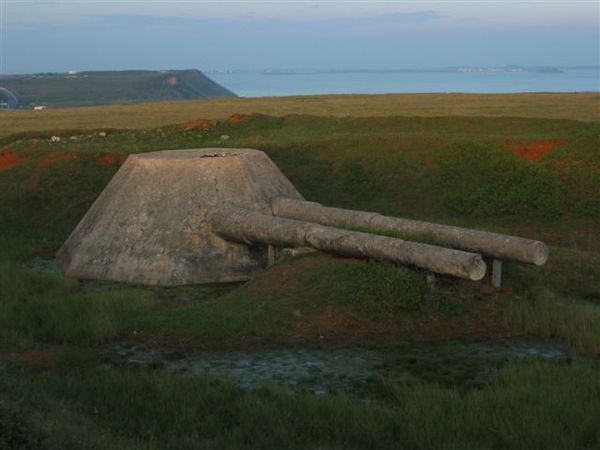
[2,115,598,236]
[437,141,565,218]
[0,91,598,138]
[0,260,156,348]
[298,259,473,315]
[499,256,600,356]
[0,113,598,352]
[0,253,470,350]
[1,359,598,449]
[505,286,600,356]
[0,104,599,448]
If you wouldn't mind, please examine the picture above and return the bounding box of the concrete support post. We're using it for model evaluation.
[492,259,503,289]
[267,245,276,267]
[426,273,436,290]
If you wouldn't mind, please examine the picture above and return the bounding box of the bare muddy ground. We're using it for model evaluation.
[107,337,576,395]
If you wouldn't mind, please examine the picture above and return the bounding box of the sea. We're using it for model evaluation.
[209,68,600,97]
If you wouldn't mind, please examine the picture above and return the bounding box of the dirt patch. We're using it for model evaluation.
[228,113,251,123]
[0,351,56,368]
[294,304,380,342]
[301,298,510,345]
[97,153,126,165]
[25,152,121,188]
[507,139,567,161]
[25,152,79,188]
[0,148,22,170]
[141,328,189,349]
[245,257,320,298]
[180,118,213,131]
[417,301,511,340]
[36,152,79,171]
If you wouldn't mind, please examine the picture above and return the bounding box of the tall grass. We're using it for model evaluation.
[0,261,154,347]
[504,286,600,356]
[500,262,600,356]
[1,360,598,449]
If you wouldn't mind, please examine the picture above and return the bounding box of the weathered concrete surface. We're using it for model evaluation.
[211,206,487,281]
[57,148,303,285]
[271,197,549,266]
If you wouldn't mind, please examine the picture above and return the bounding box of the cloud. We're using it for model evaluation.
[3,9,445,38]
[329,10,443,25]
[455,17,478,23]
[19,1,60,5]
[63,9,445,35]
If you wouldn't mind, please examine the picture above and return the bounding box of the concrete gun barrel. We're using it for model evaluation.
[210,206,487,281]
[271,197,548,266]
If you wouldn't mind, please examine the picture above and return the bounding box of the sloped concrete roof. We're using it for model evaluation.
[57,148,303,285]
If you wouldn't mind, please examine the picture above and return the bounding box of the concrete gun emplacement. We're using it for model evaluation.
[57,148,548,286]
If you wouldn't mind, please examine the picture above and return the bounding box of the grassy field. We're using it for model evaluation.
[1,92,599,138]
[1,98,599,448]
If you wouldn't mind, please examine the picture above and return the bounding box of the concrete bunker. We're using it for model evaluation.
[57,148,548,286]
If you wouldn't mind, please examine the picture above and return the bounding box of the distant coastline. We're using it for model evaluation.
[208,66,600,97]
[205,65,600,75]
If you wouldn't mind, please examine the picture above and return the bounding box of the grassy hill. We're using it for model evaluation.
[0,69,236,108]
[0,104,599,448]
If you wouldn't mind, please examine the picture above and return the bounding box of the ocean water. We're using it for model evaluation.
[210,69,600,97]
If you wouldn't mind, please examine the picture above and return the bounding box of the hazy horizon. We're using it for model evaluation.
[2,1,599,75]
[4,65,600,77]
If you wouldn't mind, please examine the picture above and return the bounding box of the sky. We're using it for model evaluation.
[1,1,599,74]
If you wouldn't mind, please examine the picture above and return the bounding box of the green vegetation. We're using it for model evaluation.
[1,69,235,109]
[503,261,600,355]
[438,141,565,218]
[1,91,598,138]
[325,261,428,312]
[2,115,598,234]
[0,107,599,448]
[547,125,600,216]
[505,285,600,355]
[0,260,155,348]
[1,360,598,449]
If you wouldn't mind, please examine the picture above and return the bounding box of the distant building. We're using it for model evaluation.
[68,70,78,75]
[34,105,47,110]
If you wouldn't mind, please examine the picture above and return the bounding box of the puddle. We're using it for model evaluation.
[108,345,381,395]
[24,257,61,274]
[107,338,574,395]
